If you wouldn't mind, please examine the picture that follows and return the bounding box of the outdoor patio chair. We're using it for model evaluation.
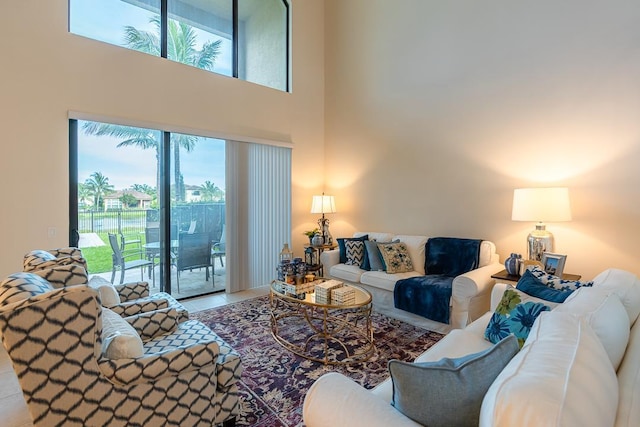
[176,232,213,293]
[212,224,226,268]
[108,232,154,285]
[0,272,242,427]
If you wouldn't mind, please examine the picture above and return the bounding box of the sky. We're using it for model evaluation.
[78,130,226,190]
[71,0,231,191]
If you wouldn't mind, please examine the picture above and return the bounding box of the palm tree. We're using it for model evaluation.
[82,16,221,202]
[201,180,225,202]
[84,172,114,211]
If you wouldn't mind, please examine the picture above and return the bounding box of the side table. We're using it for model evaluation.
[491,269,581,286]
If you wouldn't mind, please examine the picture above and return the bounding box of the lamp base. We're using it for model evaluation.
[527,223,554,261]
[317,217,333,246]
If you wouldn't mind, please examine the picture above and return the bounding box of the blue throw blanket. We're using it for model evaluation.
[394,238,482,324]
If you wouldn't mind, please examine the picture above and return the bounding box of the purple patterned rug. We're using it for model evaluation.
[191,296,444,426]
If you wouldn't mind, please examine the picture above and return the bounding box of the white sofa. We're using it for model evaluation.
[322,232,502,333]
[303,268,640,427]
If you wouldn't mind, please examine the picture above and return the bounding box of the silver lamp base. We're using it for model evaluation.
[317,217,333,246]
[527,223,554,261]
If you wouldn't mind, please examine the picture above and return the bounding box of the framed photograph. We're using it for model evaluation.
[541,253,567,277]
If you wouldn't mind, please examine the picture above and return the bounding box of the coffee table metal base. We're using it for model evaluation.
[269,290,374,365]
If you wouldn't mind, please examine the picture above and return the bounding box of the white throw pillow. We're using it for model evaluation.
[89,276,121,307]
[101,307,144,359]
[592,268,640,326]
[480,311,618,427]
[556,287,630,370]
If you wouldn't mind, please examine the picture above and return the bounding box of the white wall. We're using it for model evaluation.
[0,0,325,277]
[324,0,640,279]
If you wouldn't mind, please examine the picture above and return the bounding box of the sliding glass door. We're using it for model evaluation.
[71,119,226,299]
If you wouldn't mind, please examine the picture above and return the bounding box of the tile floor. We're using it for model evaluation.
[0,286,270,427]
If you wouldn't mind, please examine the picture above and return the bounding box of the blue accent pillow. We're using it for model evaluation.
[337,235,368,266]
[389,335,519,427]
[485,288,551,347]
[526,265,594,291]
[516,269,573,303]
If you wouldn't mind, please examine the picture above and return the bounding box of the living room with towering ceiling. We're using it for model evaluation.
[1,0,639,281]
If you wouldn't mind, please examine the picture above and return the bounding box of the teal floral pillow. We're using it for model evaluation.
[485,288,551,348]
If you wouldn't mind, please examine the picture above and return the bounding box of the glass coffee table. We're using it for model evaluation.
[269,280,374,365]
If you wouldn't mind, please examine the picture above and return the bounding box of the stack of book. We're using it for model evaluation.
[315,279,344,304]
[331,286,356,305]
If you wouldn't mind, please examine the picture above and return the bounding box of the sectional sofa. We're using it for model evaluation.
[321,232,503,333]
[303,268,640,427]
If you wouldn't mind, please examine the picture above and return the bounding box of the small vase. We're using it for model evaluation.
[504,253,522,276]
[311,233,324,246]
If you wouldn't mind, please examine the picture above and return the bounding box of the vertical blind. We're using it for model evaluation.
[226,141,292,292]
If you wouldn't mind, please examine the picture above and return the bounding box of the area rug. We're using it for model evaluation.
[191,296,444,426]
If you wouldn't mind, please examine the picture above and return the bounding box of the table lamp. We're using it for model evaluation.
[511,187,572,261]
[310,193,336,245]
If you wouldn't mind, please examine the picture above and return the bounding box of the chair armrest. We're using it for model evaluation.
[303,373,421,427]
[98,338,220,386]
[124,307,179,340]
[450,263,504,329]
[115,281,150,301]
[109,298,170,318]
[320,249,340,275]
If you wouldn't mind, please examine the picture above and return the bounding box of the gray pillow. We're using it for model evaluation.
[388,334,519,427]
[364,240,386,271]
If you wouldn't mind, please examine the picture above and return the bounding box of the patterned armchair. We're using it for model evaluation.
[23,248,189,322]
[0,273,242,427]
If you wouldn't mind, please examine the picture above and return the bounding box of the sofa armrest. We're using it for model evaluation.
[320,249,340,275]
[303,373,421,427]
[450,263,504,329]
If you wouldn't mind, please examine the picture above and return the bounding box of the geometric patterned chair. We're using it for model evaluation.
[23,248,190,322]
[0,272,242,427]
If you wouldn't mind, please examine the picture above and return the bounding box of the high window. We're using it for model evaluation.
[69,0,289,92]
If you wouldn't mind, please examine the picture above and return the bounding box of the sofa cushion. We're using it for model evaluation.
[526,265,594,291]
[424,238,481,278]
[378,242,414,274]
[389,335,518,427]
[616,315,640,426]
[393,235,429,275]
[345,240,366,268]
[337,235,368,264]
[555,288,629,370]
[89,275,121,307]
[101,307,144,359]
[364,239,397,271]
[330,263,367,284]
[360,270,421,292]
[484,288,552,347]
[480,311,618,427]
[516,269,573,303]
[364,240,386,271]
[592,268,640,326]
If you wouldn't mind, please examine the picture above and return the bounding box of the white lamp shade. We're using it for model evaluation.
[512,187,572,222]
[310,195,336,214]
